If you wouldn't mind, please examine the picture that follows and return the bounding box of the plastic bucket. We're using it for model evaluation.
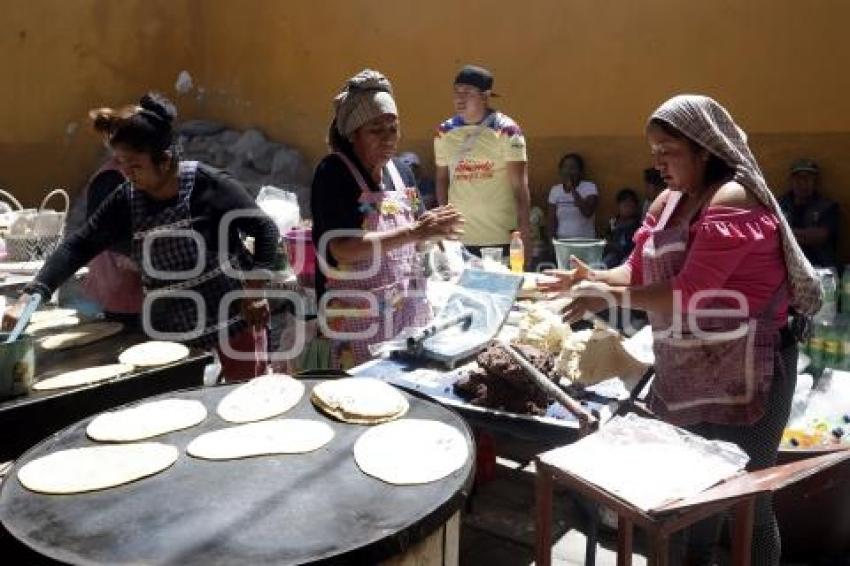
[552,238,606,270]
[284,227,316,287]
[0,333,35,400]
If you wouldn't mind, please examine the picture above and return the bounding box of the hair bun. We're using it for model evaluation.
[139,92,177,124]
[89,107,118,134]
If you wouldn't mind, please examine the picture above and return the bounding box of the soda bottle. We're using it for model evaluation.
[824,320,841,370]
[509,231,524,273]
[809,320,827,375]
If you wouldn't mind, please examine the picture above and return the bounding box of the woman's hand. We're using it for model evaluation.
[561,281,617,324]
[540,256,594,293]
[2,294,30,332]
[411,205,465,241]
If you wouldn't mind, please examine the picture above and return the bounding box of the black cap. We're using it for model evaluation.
[454,65,499,96]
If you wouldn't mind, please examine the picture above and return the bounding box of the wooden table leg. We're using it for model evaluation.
[730,497,755,566]
[646,530,669,566]
[616,516,633,566]
[535,465,554,566]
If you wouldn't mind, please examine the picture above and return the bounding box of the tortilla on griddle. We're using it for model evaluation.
[311,378,408,424]
[118,341,189,367]
[353,419,469,485]
[217,373,305,423]
[87,399,207,442]
[39,322,124,351]
[32,363,133,391]
[18,443,178,494]
[187,419,334,460]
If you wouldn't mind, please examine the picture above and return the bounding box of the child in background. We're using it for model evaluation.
[642,167,665,217]
[603,188,641,268]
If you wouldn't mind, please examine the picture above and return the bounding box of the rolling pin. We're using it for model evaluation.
[502,341,598,435]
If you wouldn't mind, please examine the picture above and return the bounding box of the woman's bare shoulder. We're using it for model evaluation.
[709,180,759,208]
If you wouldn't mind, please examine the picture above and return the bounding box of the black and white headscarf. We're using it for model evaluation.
[649,94,822,316]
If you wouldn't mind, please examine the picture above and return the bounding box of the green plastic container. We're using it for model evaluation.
[552,238,606,270]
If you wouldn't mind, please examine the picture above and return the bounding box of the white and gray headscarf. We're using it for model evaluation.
[332,69,397,138]
[649,94,822,316]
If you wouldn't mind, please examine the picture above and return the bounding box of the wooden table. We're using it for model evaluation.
[534,450,850,566]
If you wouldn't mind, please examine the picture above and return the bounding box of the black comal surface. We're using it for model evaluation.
[0,379,475,565]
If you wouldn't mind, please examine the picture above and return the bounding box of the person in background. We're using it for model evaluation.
[3,93,279,382]
[398,151,437,210]
[778,158,839,269]
[642,166,666,217]
[542,95,821,564]
[602,188,641,268]
[434,64,531,263]
[311,69,463,370]
[78,113,144,326]
[547,152,599,240]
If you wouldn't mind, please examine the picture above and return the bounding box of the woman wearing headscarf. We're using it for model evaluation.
[4,92,279,382]
[311,69,464,370]
[541,95,821,564]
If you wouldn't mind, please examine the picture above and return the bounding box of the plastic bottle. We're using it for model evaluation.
[817,268,838,321]
[823,319,841,370]
[509,231,524,273]
[841,265,850,314]
[809,320,827,375]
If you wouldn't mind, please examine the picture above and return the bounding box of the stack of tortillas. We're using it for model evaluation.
[217,373,305,423]
[118,341,189,367]
[187,420,334,460]
[353,419,469,485]
[26,308,80,334]
[39,321,124,351]
[17,443,178,494]
[556,321,649,385]
[87,399,207,442]
[32,363,133,391]
[311,378,408,424]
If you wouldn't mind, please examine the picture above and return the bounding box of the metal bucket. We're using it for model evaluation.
[552,238,606,270]
[0,333,35,400]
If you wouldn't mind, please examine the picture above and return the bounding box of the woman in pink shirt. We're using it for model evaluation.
[542,95,821,565]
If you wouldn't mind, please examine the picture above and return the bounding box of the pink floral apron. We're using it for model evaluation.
[323,154,431,370]
[82,160,144,314]
[644,191,786,426]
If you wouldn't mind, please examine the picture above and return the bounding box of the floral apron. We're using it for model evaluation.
[324,154,431,370]
[644,191,786,426]
[82,159,144,314]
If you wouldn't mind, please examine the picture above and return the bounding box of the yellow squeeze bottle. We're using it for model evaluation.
[509,231,524,273]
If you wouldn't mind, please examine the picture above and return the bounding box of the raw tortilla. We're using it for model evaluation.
[187,419,334,460]
[32,363,134,391]
[27,316,81,335]
[28,308,78,326]
[39,322,124,351]
[353,419,469,485]
[311,378,408,424]
[87,399,207,442]
[17,443,178,494]
[118,341,189,367]
[217,373,305,423]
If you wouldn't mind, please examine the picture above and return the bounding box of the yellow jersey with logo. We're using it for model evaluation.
[434,111,527,246]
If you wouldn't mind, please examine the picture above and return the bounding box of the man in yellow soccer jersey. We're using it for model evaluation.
[434,65,531,265]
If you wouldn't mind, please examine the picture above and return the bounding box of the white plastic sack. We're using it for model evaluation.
[256,186,300,236]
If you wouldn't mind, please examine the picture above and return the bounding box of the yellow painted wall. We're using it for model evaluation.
[2,0,849,256]
[0,0,200,205]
